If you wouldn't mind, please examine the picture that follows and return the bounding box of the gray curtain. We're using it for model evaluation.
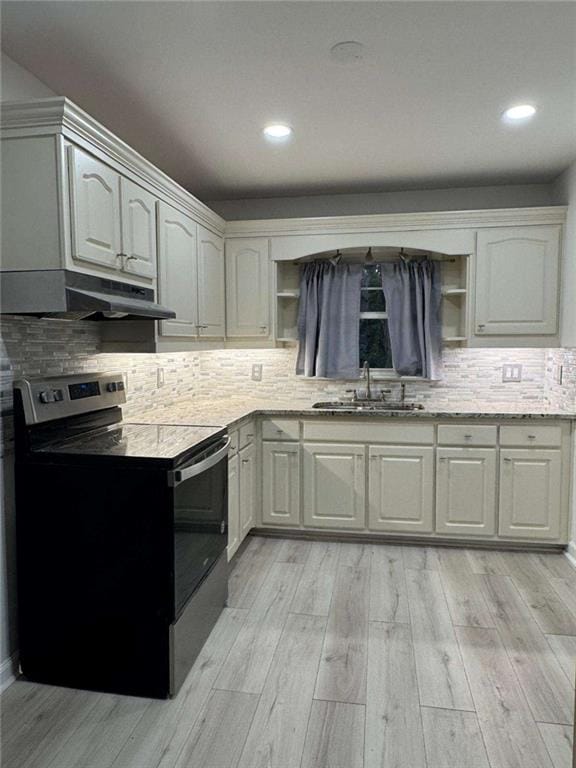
[296,261,363,378]
[381,260,443,380]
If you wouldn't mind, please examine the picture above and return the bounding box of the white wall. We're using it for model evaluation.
[209,183,555,221]
[1,52,56,101]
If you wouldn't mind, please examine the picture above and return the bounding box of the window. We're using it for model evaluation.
[359,264,394,372]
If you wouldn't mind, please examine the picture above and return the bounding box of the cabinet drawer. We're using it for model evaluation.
[438,425,497,446]
[262,419,299,441]
[229,430,239,455]
[302,420,434,445]
[499,425,563,448]
[239,422,256,449]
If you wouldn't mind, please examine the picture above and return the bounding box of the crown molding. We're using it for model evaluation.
[224,206,567,238]
[1,98,225,235]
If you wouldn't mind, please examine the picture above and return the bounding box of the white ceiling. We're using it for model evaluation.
[2,1,576,201]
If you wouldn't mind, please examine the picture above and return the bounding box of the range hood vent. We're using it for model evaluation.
[1,270,176,321]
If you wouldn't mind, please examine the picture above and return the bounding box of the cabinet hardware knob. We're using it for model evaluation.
[439,457,446,462]
[242,459,249,464]
[477,324,485,331]
[527,434,536,440]
[123,254,138,262]
[504,458,512,463]
[464,434,472,440]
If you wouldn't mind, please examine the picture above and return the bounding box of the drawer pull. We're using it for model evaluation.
[504,457,511,463]
[527,434,536,440]
[246,434,254,439]
[276,429,284,433]
[439,457,446,462]
[464,434,472,440]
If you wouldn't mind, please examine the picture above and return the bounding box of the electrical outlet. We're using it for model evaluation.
[502,364,522,383]
[157,367,165,388]
[251,364,263,382]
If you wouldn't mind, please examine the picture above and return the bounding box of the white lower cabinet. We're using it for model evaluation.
[239,442,256,540]
[368,446,434,533]
[262,442,300,526]
[436,448,497,536]
[227,453,240,561]
[499,449,562,540]
[303,443,365,529]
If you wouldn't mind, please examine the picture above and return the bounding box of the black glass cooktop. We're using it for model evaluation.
[36,422,224,461]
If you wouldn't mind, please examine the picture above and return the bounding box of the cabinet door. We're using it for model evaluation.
[475,225,560,336]
[119,178,157,280]
[368,446,434,533]
[239,442,256,541]
[436,448,497,536]
[68,146,121,271]
[499,449,562,540]
[157,202,198,337]
[262,442,300,526]
[303,443,365,530]
[225,238,270,337]
[227,453,240,561]
[197,225,225,337]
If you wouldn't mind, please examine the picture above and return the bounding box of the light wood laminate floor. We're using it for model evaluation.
[2,537,575,768]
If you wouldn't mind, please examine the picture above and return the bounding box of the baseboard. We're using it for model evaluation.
[565,540,576,569]
[0,651,19,693]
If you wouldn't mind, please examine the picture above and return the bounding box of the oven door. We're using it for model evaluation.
[168,436,230,618]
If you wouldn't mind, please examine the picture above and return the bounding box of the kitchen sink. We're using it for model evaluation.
[312,401,424,411]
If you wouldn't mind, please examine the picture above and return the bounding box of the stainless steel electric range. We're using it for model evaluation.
[13,372,230,699]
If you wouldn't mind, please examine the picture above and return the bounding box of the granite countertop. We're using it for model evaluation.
[131,397,576,429]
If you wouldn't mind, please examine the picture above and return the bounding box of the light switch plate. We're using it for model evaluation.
[251,364,263,382]
[502,364,522,383]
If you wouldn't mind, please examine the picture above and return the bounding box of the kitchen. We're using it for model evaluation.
[1,2,576,767]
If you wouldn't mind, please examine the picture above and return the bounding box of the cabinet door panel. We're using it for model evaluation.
[436,448,496,536]
[239,443,256,540]
[262,442,300,526]
[197,225,225,337]
[157,202,198,337]
[303,443,365,530]
[120,177,157,280]
[227,453,240,561]
[475,225,560,336]
[368,446,434,533]
[226,238,270,337]
[69,146,121,270]
[499,449,562,539]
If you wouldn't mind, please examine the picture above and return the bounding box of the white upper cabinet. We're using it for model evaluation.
[69,146,122,271]
[474,225,560,337]
[197,225,225,337]
[226,238,270,337]
[120,177,157,280]
[158,202,198,337]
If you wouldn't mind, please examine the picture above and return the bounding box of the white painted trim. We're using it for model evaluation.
[224,206,568,238]
[565,540,576,569]
[1,98,225,235]
[0,651,19,692]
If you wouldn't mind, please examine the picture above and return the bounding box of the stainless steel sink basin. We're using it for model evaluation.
[312,401,424,411]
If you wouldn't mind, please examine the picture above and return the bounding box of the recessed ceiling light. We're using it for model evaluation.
[330,41,365,65]
[263,124,293,140]
[503,104,537,121]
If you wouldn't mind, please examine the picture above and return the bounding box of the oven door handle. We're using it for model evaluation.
[167,436,231,487]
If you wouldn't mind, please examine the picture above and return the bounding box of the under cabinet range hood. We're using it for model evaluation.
[0,271,176,321]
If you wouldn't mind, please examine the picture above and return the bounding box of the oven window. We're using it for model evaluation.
[173,454,227,617]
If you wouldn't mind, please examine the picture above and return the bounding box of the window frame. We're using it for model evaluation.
[359,270,398,379]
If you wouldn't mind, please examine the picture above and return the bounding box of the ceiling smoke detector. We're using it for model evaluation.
[330,41,366,65]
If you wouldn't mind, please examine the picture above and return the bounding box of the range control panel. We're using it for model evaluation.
[15,373,127,425]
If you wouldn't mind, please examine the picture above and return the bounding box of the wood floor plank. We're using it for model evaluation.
[276,539,312,564]
[500,552,576,635]
[549,576,576,623]
[405,568,474,711]
[237,613,326,768]
[421,707,490,768]
[438,548,494,628]
[365,622,426,768]
[242,536,285,560]
[314,566,369,705]
[173,690,259,768]
[369,544,410,624]
[290,541,340,616]
[216,562,303,694]
[534,553,576,581]
[228,548,274,609]
[112,607,246,768]
[300,700,364,768]
[338,542,372,568]
[402,545,441,571]
[481,575,574,725]
[0,681,61,750]
[466,549,510,576]
[538,723,574,768]
[546,634,576,686]
[457,625,554,768]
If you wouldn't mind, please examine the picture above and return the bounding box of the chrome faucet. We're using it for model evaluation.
[362,360,372,400]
